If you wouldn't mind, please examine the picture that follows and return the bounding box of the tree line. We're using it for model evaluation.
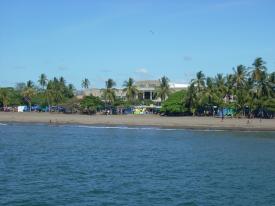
[0,57,274,117]
[162,57,275,118]
[0,72,170,113]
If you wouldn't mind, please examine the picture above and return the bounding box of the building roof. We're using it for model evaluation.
[135,80,160,89]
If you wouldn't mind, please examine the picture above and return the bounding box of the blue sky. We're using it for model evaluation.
[0,0,274,89]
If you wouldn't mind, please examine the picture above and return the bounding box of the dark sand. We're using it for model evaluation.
[0,112,275,131]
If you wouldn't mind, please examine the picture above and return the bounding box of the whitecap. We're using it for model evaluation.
[68,125,204,131]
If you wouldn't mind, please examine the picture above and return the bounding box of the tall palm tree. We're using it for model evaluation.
[123,78,138,104]
[38,73,47,89]
[103,79,116,105]
[46,79,65,111]
[45,83,53,111]
[82,78,90,89]
[269,72,275,84]
[251,57,267,82]
[191,71,206,92]
[233,65,247,88]
[253,72,271,98]
[186,83,197,116]
[0,88,9,108]
[66,83,75,98]
[268,72,275,98]
[68,83,75,91]
[53,77,59,83]
[59,76,66,85]
[157,76,170,102]
[256,73,271,118]
[204,77,218,106]
[214,73,227,108]
[232,65,247,116]
[21,86,36,111]
[26,80,34,88]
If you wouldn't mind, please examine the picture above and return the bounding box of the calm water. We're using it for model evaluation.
[1,124,275,206]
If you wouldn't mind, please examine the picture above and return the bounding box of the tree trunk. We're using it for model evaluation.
[47,96,51,112]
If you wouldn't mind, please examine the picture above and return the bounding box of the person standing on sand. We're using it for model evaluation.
[221,107,224,122]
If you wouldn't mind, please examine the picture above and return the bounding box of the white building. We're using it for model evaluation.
[77,80,189,103]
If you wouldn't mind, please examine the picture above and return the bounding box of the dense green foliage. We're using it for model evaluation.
[160,90,188,115]
[156,76,170,102]
[80,95,104,114]
[102,78,116,105]
[183,57,275,117]
[1,57,274,118]
[123,78,138,104]
[0,75,75,110]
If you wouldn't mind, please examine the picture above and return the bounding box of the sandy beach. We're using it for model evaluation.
[0,112,274,131]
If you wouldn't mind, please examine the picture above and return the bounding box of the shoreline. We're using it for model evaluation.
[0,112,275,132]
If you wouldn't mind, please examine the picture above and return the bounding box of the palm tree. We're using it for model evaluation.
[103,79,116,105]
[268,72,275,98]
[21,86,36,111]
[0,88,10,108]
[38,73,47,89]
[68,83,75,91]
[45,79,65,111]
[232,65,247,116]
[191,71,205,92]
[269,72,275,84]
[157,76,170,102]
[233,65,247,88]
[186,83,197,116]
[26,80,34,88]
[59,76,66,85]
[66,83,75,98]
[251,57,267,82]
[253,72,271,98]
[123,78,138,104]
[213,73,228,111]
[45,83,53,111]
[204,77,218,106]
[82,78,90,89]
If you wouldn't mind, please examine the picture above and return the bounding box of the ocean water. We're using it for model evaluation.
[0,123,275,206]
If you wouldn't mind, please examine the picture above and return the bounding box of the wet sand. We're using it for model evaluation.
[0,112,274,131]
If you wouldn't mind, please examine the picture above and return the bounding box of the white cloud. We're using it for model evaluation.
[135,68,149,74]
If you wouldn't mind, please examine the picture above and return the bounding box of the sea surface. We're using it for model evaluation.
[0,123,275,206]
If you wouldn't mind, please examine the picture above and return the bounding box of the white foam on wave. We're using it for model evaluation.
[0,123,7,126]
[68,125,226,132]
[71,125,183,131]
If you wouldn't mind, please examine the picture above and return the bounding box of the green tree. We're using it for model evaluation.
[232,65,247,116]
[59,76,66,85]
[102,79,116,106]
[251,57,267,82]
[123,77,138,104]
[21,86,36,111]
[191,71,206,92]
[0,88,10,107]
[160,90,187,115]
[38,73,47,90]
[156,76,170,102]
[82,78,90,89]
[80,95,103,114]
[26,80,34,88]
[186,83,198,116]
